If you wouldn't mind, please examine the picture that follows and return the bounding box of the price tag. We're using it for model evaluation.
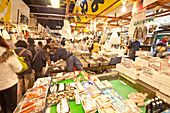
[121,57,133,68]
[149,60,162,70]
[142,66,154,78]
[135,51,149,57]
[167,57,170,67]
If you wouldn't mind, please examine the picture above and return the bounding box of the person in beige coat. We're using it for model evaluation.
[0,36,22,113]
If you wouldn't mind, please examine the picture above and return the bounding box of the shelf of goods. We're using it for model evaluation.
[15,70,149,113]
[116,57,170,104]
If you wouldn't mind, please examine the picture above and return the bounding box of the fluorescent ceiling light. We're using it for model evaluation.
[50,0,60,8]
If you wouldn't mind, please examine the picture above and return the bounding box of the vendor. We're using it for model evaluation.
[153,36,169,57]
[128,38,140,61]
[91,40,101,53]
[52,47,84,72]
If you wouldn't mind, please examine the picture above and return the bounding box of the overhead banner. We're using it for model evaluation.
[132,0,146,15]
[0,0,12,22]
[73,0,122,26]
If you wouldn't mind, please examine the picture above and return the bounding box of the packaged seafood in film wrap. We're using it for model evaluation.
[81,95,97,113]
[82,81,101,96]
[101,80,114,89]
[128,93,147,106]
[74,71,81,76]
[65,72,77,80]
[56,98,70,113]
[81,71,89,80]
[47,90,75,106]
[122,99,140,113]
[58,83,65,92]
[50,84,58,93]
[16,77,51,113]
[98,104,117,113]
[94,81,107,90]
[94,95,113,109]
[66,82,76,91]
[74,90,81,105]
[76,82,86,93]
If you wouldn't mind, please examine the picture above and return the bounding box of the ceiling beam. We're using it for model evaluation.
[66,0,71,14]
[28,4,74,10]
[67,13,120,19]
[146,10,170,18]
[31,12,66,17]
[37,17,64,20]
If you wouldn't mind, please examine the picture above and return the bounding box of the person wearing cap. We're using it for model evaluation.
[153,36,169,57]
[52,47,84,72]
[128,38,140,60]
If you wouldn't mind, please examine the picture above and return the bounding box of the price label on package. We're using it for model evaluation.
[142,66,154,78]
[135,51,149,57]
[167,57,170,67]
[149,60,162,70]
[121,57,133,68]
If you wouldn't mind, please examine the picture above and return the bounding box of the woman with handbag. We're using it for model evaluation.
[0,36,22,113]
[14,40,33,101]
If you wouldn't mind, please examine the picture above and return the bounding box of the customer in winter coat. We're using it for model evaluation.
[14,40,33,99]
[53,47,84,72]
[32,44,52,80]
[0,36,22,113]
[27,38,38,59]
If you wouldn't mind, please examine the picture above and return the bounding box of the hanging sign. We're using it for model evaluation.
[142,66,154,78]
[121,57,133,68]
[132,0,146,15]
[73,0,122,26]
[0,0,12,22]
[167,57,170,67]
[149,60,162,70]
[135,51,149,57]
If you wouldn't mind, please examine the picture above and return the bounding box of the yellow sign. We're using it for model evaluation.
[73,0,122,26]
[0,0,11,22]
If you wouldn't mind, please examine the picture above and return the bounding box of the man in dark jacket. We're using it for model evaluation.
[128,38,140,61]
[61,38,66,46]
[27,38,38,59]
[53,48,84,72]
[32,44,52,80]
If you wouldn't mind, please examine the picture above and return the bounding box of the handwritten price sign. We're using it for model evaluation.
[167,57,170,67]
[135,51,149,57]
[121,57,133,68]
[149,60,162,70]
[142,66,154,78]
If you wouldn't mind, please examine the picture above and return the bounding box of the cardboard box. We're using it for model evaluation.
[139,73,161,89]
[159,84,170,96]
[116,64,140,80]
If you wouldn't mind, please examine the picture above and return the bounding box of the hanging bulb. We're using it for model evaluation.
[121,6,126,13]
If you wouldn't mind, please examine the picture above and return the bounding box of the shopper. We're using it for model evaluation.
[128,38,140,61]
[153,36,169,57]
[27,38,38,59]
[61,38,66,46]
[32,44,52,80]
[14,40,33,100]
[81,39,89,51]
[0,36,22,113]
[38,41,43,50]
[53,47,84,72]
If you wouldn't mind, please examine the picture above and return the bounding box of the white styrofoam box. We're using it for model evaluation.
[116,64,140,80]
[135,57,149,67]
[139,73,161,89]
[153,72,170,86]
[156,91,170,105]
[159,84,170,96]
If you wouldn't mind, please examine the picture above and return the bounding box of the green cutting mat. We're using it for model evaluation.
[109,79,148,113]
[50,79,147,113]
